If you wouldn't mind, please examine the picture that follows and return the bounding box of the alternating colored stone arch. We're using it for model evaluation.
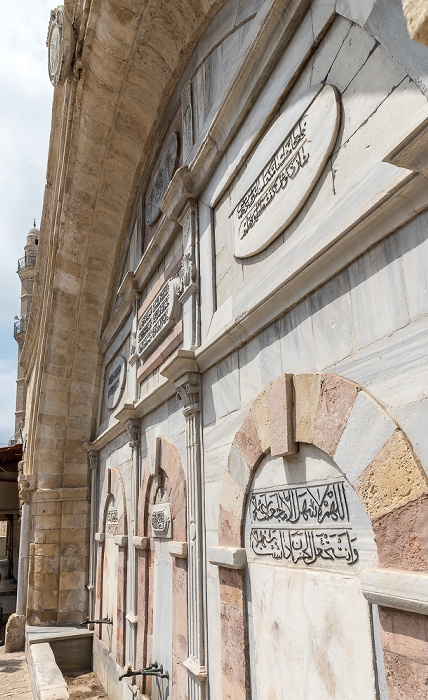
[96,467,128,666]
[217,372,428,700]
[136,437,188,699]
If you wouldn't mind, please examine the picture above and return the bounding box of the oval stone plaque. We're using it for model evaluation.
[145,132,179,226]
[230,84,340,258]
[104,355,126,410]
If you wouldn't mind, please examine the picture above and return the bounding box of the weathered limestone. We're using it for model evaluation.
[354,430,428,521]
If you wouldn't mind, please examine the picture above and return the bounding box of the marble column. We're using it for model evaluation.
[87,450,99,624]
[125,419,140,669]
[176,372,207,700]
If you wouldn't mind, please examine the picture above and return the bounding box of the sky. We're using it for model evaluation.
[0,2,54,446]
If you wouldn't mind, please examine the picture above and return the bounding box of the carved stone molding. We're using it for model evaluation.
[176,376,201,416]
[145,132,180,225]
[17,474,36,505]
[181,82,193,162]
[88,450,99,471]
[151,503,172,538]
[46,6,75,88]
[176,252,197,302]
[125,419,140,448]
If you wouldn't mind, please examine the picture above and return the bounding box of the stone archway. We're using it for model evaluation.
[215,373,428,699]
[136,437,188,699]
[96,467,128,666]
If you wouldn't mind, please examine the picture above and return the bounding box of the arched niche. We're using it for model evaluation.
[216,373,428,700]
[136,437,188,699]
[96,468,128,667]
[245,444,378,698]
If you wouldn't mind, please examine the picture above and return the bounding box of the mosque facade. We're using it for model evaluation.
[6,1,428,698]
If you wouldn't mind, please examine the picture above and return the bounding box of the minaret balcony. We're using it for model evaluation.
[13,316,29,337]
[17,253,37,271]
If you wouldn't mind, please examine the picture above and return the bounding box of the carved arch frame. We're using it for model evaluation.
[217,372,428,700]
[96,467,128,667]
[136,437,188,699]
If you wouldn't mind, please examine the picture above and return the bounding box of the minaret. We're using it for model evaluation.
[13,221,39,441]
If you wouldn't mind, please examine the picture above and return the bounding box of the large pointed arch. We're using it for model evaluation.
[217,372,428,700]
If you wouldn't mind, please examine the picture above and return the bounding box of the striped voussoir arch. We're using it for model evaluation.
[217,373,428,700]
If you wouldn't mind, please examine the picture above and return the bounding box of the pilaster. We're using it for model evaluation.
[162,352,207,700]
[87,449,99,623]
[178,201,199,350]
[125,418,141,670]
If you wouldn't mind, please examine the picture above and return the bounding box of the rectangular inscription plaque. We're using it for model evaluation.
[137,279,179,360]
[249,479,358,565]
[106,508,118,536]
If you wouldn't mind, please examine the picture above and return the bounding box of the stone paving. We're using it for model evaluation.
[0,647,33,699]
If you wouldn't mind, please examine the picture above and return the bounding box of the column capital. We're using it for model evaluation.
[17,473,36,505]
[176,376,201,416]
[87,450,99,471]
[125,419,140,448]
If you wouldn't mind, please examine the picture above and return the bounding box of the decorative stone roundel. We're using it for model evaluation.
[46,6,75,88]
[104,355,126,410]
[230,84,341,258]
[145,132,179,225]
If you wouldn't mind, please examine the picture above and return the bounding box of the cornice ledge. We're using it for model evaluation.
[117,270,137,301]
[161,165,194,222]
[160,349,200,385]
[115,402,138,424]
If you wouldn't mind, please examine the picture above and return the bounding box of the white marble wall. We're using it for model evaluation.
[203,208,428,699]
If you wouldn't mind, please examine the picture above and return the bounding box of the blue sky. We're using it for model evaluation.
[0,2,54,445]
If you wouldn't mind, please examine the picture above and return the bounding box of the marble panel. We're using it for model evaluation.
[339,42,408,148]
[203,406,248,454]
[206,529,220,582]
[398,213,428,321]
[215,351,240,419]
[349,236,409,349]
[337,0,377,27]
[203,442,230,483]
[203,366,217,427]
[205,479,222,531]
[309,0,336,38]
[334,391,396,484]
[332,76,427,195]
[202,9,316,208]
[311,271,353,369]
[199,201,215,342]
[247,565,377,699]
[333,315,428,411]
[259,323,282,386]
[310,15,352,87]
[101,534,117,657]
[281,298,316,373]
[238,336,262,407]
[325,21,376,93]
[152,557,173,695]
[206,576,222,700]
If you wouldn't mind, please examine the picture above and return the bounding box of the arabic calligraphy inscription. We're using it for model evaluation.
[249,479,358,566]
